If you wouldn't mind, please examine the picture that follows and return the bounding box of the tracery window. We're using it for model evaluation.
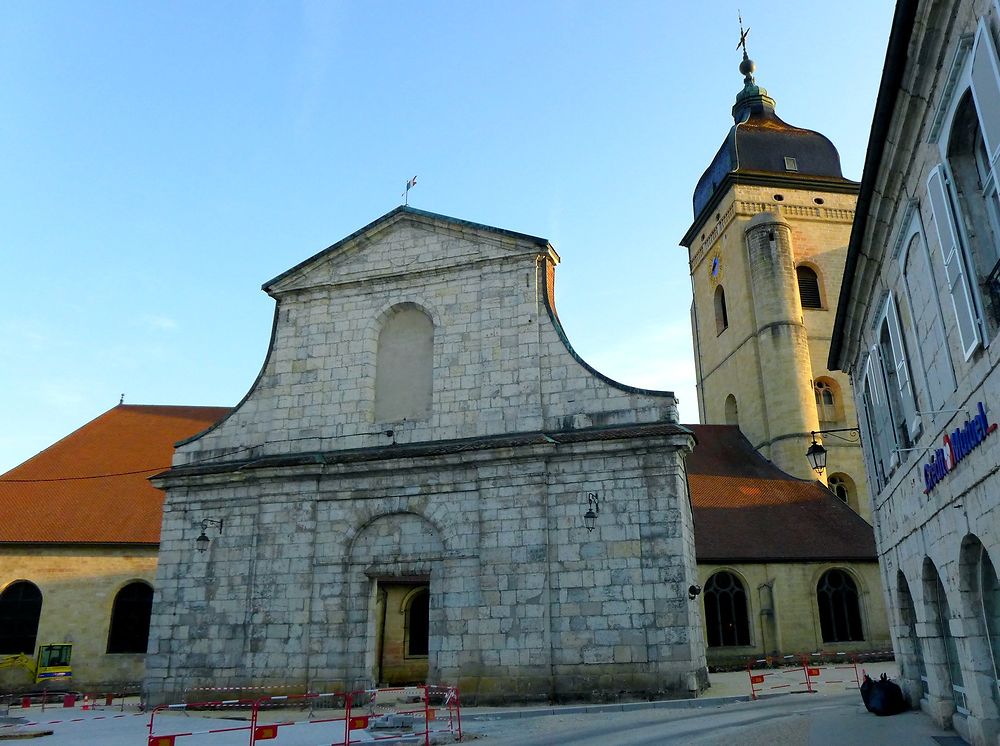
[703,571,751,647]
[814,378,841,422]
[828,474,849,503]
[0,581,42,654]
[107,582,154,654]
[817,569,864,642]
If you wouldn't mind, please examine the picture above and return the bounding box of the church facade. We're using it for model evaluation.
[145,208,708,705]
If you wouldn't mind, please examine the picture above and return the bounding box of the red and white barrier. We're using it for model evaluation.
[803,651,861,691]
[747,655,812,699]
[146,684,462,746]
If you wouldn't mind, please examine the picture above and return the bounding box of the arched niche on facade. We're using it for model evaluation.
[958,534,1000,715]
[374,303,434,423]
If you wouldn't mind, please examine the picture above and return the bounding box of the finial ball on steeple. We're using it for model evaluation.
[736,13,755,83]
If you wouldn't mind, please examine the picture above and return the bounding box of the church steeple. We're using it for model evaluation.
[678,25,870,511]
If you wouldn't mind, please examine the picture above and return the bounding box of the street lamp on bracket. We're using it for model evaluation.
[805,428,861,474]
[195,518,224,554]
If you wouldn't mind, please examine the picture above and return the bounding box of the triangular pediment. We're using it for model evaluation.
[264,207,553,295]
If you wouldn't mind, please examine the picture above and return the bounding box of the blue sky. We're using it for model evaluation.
[0,1,895,473]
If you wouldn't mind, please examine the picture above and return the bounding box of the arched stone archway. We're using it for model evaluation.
[345,512,446,687]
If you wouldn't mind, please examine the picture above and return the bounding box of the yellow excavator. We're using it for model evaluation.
[0,644,72,684]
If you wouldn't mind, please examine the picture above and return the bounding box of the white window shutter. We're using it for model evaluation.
[857,363,882,490]
[971,18,1000,166]
[885,294,919,436]
[872,346,900,458]
[927,165,981,358]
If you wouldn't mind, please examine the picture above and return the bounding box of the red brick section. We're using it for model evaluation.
[0,405,229,544]
[685,424,877,563]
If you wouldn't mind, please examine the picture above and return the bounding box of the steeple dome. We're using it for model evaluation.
[687,49,854,228]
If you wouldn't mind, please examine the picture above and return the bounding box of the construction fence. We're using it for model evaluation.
[147,684,462,746]
[747,650,894,700]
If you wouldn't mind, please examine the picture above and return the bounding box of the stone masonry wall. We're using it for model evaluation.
[146,209,705,705]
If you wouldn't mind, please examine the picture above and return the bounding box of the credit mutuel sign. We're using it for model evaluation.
[923,403,997,494]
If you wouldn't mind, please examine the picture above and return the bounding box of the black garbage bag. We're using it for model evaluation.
[860,672,909,716]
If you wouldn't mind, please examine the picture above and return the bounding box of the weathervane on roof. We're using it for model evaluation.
[402,175,417,206]
[737,11,756,84]
[119,393,124,405]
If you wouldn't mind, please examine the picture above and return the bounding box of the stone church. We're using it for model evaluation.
[681,53,890,664]
[145,208,708,705]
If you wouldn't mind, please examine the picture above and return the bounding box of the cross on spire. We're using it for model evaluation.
[736,11,756,85]
[737,12,750,57]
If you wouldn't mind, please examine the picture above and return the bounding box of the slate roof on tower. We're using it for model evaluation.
[683,57,859,246]
[685,424,877,562]
[0,405,229,544]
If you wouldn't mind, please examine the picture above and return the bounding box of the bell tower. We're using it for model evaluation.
[680,42,871,517]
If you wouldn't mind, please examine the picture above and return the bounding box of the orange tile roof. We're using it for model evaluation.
[0,405,229,545]
[685,424,877,562]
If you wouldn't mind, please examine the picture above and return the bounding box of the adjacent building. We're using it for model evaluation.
[830,1,1000,743]
[0,405,227,691]
[687,425,889,668]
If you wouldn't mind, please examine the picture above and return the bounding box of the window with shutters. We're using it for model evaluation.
[876,294,919,448]
[796,265,823,309]
[947,90,1000,330]
[900,223,957,409]
[859,355,894,491]
[927,17,1000,350]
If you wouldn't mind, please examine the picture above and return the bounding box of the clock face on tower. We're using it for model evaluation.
[709,253,722,284]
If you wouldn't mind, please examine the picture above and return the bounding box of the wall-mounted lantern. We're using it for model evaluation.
[805,428,860,474]
[583,492,600,532]
[688,584,702,600]
[196,518,224,554]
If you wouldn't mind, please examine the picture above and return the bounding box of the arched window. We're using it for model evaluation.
[827,474,850,503]
[404,587,429,657]
[796,265,822,309]
[724,394,739,427]
[817,569,864,642]
[0,581,42,654]
[814,377,841,422]
[374,304,433,422]
[714,286,729,335]
[107,582,154,654]
[703,571,751,647]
